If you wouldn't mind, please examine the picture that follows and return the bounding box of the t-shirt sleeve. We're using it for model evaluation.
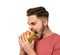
[52,38,60,55]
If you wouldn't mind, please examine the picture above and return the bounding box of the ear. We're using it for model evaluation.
[43,19,48,26]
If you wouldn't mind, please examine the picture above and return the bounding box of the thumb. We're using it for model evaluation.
[31,40,34,46]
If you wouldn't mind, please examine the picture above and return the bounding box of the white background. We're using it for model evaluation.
[0,0,60,55]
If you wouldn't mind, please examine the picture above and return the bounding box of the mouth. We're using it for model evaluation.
[33,31,38,36]
[34,31,38,34]
[30,30,38,36]
[30,29,38,34]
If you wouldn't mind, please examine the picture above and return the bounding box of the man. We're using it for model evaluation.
[19,6,60,55]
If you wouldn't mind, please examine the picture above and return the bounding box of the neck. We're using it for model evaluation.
[43,27,53,38]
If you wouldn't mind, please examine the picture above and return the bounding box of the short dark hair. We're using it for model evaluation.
[27,6,49,18]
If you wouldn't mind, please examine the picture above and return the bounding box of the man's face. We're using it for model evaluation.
[28,15,45,39]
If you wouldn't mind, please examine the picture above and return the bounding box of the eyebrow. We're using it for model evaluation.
[27,22,36,25]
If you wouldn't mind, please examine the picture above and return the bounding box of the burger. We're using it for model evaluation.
[24,30,35,43]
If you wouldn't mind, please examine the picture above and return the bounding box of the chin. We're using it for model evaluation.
[38,33,43,40]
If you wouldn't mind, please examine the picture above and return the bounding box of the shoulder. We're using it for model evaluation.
[52,33,60,46]
[49,33,60,46]
[52,33,60,41]
[54,33,60,40]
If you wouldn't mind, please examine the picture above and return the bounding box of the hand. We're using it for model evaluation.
[18,33,35,55]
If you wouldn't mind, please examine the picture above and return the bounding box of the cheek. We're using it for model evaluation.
[34,23,42,30]
[37,23,42,29]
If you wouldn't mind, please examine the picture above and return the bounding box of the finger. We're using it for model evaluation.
[21,34,28,46]
[21,35,25,42]
[31,40,34,46]
[23,33,29,43]
[19,36,24,48]
[18,33,24,42]
[19,36,23,44]
[18,33,23,41]
[18,33,27,49]
[19,33,24,45]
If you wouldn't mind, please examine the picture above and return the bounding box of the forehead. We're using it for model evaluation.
[28,15,40,23]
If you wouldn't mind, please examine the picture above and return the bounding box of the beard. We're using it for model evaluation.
[38,24,45,40]
[38,32,43,40]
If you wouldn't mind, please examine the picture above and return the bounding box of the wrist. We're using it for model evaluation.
[28,49,36,55]
[20,49,25,55]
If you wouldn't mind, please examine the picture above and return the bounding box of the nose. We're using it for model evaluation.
[29,25,33,30]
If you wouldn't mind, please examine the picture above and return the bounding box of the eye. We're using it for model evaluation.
[31,22,36,25]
